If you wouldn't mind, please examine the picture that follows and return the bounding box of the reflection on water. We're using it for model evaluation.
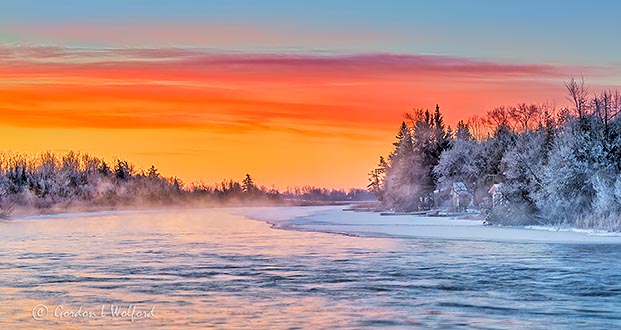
[0,208,620,329]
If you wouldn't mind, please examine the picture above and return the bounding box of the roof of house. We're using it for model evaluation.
[488,183,502,195]
[452,182,469,196]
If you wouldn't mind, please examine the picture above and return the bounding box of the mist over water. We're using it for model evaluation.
[1,208,620,329]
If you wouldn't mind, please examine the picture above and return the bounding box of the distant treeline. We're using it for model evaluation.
[188,181,374,203]
[280,186,374,202]
[369,78,621,231]
[0,151,374,217]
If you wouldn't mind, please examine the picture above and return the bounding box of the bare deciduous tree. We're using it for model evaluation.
[509,103,540,132]
[467,115,488,140]
[485,106,511,129]
[593,90,621,141]
[565,76,590,118]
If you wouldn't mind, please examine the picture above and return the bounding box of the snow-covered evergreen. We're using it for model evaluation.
[374,106,451,211]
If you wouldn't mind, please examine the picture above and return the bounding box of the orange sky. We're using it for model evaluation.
[0,46,614,188]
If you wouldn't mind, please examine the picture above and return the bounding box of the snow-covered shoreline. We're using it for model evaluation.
[236,205,621,244]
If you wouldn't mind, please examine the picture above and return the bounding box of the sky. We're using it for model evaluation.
[1,1,620,188]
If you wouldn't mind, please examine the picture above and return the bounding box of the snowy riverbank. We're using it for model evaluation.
[236,206,621,244]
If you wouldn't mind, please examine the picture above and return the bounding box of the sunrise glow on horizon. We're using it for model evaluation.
[2,1,620,189]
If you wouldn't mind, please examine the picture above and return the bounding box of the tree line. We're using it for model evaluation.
[368,78,621,231]
[0,152,374,217]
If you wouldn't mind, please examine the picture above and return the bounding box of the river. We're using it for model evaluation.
[1,207,619,329]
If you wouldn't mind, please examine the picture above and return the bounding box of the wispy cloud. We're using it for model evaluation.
[2,45,601,77]
[0,45,617,134]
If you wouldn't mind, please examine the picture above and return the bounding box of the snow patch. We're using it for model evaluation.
[524,225,621,237]
[237,206,621,244]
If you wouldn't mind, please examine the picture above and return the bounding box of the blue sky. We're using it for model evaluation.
[1,0,620,65]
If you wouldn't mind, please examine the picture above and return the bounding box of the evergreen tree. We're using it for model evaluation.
[455,120,473,141]
[411,105,451,207]
[388,122,410,161]
[383,123,420,211]
[380,106,451,211]
[147,165,159,179]
[242,173,256,193]
[367,156,388,200]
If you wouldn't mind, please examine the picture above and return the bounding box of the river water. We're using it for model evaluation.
[0,208,619,329]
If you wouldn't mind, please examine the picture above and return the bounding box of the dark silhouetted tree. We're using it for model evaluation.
[242,173,256,193]
[147,165,159,179]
